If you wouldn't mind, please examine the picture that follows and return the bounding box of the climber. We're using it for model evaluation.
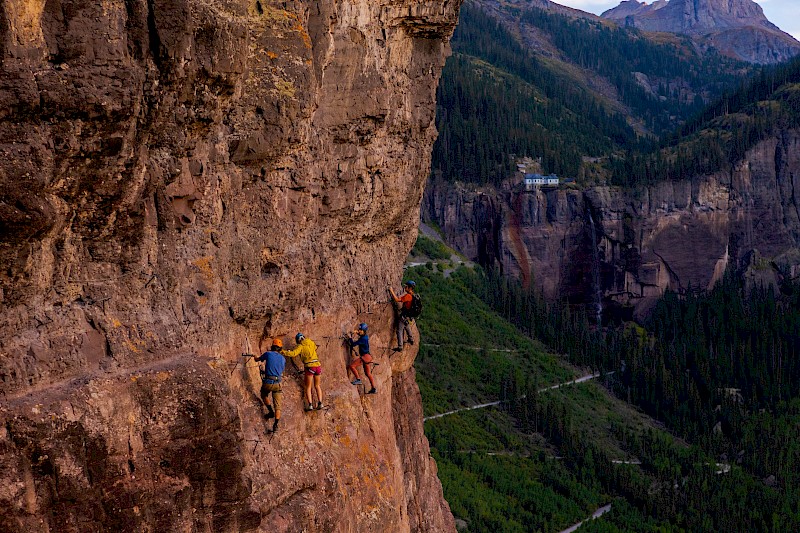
[254,338,286,433]
[282,333,324,411]
[345,323,377,394]
[388,280,416,352]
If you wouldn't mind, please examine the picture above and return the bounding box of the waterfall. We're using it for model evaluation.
[588,211,603,326]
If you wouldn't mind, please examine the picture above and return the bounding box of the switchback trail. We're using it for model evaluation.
[423,372,609,421]
[421,342,519,353]
[558,504,612,533]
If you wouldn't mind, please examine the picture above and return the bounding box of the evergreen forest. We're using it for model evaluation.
[410,233,800,531]
[424,1,800,530]
[432,1,751,186]
[610,55,800,186]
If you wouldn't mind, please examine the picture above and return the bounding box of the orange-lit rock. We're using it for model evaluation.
[0,0,461,530]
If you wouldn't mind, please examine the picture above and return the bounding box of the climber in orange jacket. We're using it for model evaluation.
[389,280,416,351]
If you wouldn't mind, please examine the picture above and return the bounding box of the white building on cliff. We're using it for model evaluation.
[523,173,559,190]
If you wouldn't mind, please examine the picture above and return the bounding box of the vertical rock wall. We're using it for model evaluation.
[0,0,461,530]
[425,130,800,318]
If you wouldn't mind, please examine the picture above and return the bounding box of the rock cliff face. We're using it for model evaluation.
[0,0,461,531]
[602,0,800,64]
[424,130,800,319]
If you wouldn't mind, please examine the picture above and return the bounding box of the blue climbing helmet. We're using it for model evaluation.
[405,280,416,288]
[358,323,368,333]
[295,332,305,343]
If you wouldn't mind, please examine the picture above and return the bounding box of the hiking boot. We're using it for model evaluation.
[392,347,403,352]
[272,420,279,433]
[407,337,415,345]
[304,402,314,412]
[367,388,377,395]
[316,401,324,410]
[351,379,362,385]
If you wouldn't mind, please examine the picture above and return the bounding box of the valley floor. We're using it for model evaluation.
[409,253,786,532]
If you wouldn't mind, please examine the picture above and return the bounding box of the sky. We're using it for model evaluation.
[553,0,800,41]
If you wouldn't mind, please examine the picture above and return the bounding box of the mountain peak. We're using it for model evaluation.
[601,0,800,63]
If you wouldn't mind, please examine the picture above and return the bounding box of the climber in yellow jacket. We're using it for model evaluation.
[282,333,324,411]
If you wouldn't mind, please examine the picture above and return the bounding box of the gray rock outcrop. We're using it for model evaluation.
[602,0,800,64]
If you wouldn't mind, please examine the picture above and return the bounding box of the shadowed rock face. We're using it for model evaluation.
[0,0,461,530]
[602,0,800,64]
[425,130,800,319]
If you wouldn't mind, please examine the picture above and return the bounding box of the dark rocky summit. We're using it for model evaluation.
[602,0,800,64]
[0,0,462,531]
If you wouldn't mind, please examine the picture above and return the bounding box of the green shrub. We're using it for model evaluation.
[411,235,452,261]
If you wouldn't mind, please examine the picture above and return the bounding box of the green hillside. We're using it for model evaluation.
[412,264,574,416]
[432,1,751,185]
[410,235,796,531]
[610,56,800,186]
